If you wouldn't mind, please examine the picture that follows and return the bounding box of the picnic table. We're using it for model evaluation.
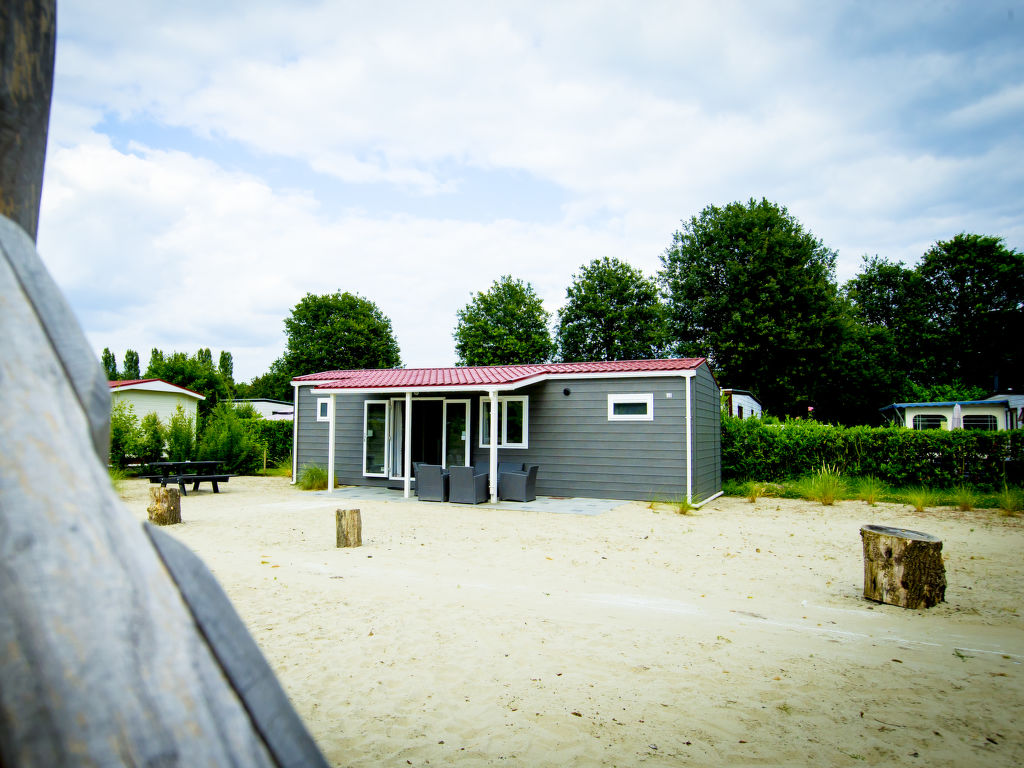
[144,461,231,496]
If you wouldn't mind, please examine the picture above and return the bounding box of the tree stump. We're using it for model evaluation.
[860,524,946,608]
[148,486,181,526]
[336,508,362,548]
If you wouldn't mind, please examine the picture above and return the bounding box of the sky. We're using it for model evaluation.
[37,0,1024,382]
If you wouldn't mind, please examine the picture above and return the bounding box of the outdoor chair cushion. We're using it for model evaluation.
[415,464,448,502]
[449,465,489,504]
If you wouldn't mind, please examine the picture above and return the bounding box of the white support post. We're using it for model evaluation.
[488,390,499,503]
[684,375,692,504]
[403,391,412,499]
[327,394,336,494]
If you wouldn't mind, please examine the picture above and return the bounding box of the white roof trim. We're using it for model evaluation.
[110,380,205,400]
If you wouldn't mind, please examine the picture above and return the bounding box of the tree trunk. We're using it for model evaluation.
[860,524,946,609]
[336,508,362,548]
[147,486,181,525]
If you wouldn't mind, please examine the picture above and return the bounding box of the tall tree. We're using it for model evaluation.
[918,234,1024,393]
[556,257,667,362]
[122,349,141,380]
[659,198,845,418]
[146,348,164,376]
[146,349,232,422]
[101,348,118,380]
[218,350,234,382]
[273,292,402,394]
[454,276,553,366]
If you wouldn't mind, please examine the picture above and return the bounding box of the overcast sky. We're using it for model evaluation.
[37,1,1024,382]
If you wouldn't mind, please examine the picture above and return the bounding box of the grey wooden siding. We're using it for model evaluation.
[294,387,391,488]
[293,364,721,501]
[471,376,687,501]
[690,364,722,502]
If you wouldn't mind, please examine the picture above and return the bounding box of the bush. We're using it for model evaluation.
[109,400,139,468]
[166,405,196,462]
[242,419,293,468]
[197,402,262,474]
[137,412,166,463]
[722,415,1024,489]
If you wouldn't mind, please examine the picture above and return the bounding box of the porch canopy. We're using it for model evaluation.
[294,359,705,503]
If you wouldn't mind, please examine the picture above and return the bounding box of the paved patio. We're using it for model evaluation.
[314,485,627,515]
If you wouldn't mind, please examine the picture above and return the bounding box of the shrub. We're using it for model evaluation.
[242,419,293,467]
[198,402,262,474]
[166,405,196,462]
[109,466,129,497]
[721,415,1024,489]
[109,400,139,468]
[137,412,166,463]
[297,464,328,490]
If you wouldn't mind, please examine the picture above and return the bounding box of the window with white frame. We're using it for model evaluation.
[963,414,998,431]
[479,396,528,448]
[316,397,331,422]
[608,393,654,421]
[912,414,946,430]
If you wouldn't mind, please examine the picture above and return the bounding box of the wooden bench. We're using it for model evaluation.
[163,474,232,496]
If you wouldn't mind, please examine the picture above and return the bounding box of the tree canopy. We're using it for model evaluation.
[556,257,667,362]
[453,276,553,366]
[659,198,845,418]
[122,349,141,380]
[145,348,233,421]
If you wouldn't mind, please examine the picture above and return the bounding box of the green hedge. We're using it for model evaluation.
[241,419,293,466]
[722,417,1024,488]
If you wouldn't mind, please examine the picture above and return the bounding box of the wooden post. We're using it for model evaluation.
[336,509,362,548]
[860,524,946,609]
[147,486,181,525]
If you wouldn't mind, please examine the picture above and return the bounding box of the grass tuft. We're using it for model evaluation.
[995,484,1024,516]
[297,463,329,491]
[903,486,938,513]
[854,476,887,506]
[796,464,847,506]
[109,466,129,498]
[952,485,979,512]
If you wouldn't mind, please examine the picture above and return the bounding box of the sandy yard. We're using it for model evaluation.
[123,476,1024,767]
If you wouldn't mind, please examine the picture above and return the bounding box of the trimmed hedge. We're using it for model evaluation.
[722,417,1024,488]
[241,419,293,466]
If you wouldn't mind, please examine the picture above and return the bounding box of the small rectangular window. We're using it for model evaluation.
[912,414,946,430]
[316,397,331,422]
[608,393,654,421]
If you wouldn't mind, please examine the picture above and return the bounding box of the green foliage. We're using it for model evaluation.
[109,466,129,497]
[109,399,138,468]
[556,257,667,362]
[137,412,166,463]
[659,198,846,419]
[122,349,140,380]
[905,380,988,403]
[273,292,402,395]
[721,415,1024,489]
[145,348,234,422]
[166,405,196,462]
[454,275,553,366]
[101,348,118,380]
[197,402,262,475]
[240,419,293,467]
[297,464,329,490]
[261,456,293,478]
[234,401,263,419]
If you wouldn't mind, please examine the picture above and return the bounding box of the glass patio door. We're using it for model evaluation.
[389,399,405,479]
[443,400,470,468]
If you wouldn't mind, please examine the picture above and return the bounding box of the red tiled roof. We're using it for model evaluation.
[294,358,706,390]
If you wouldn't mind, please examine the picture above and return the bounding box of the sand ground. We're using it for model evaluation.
[124,476,1024,767]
